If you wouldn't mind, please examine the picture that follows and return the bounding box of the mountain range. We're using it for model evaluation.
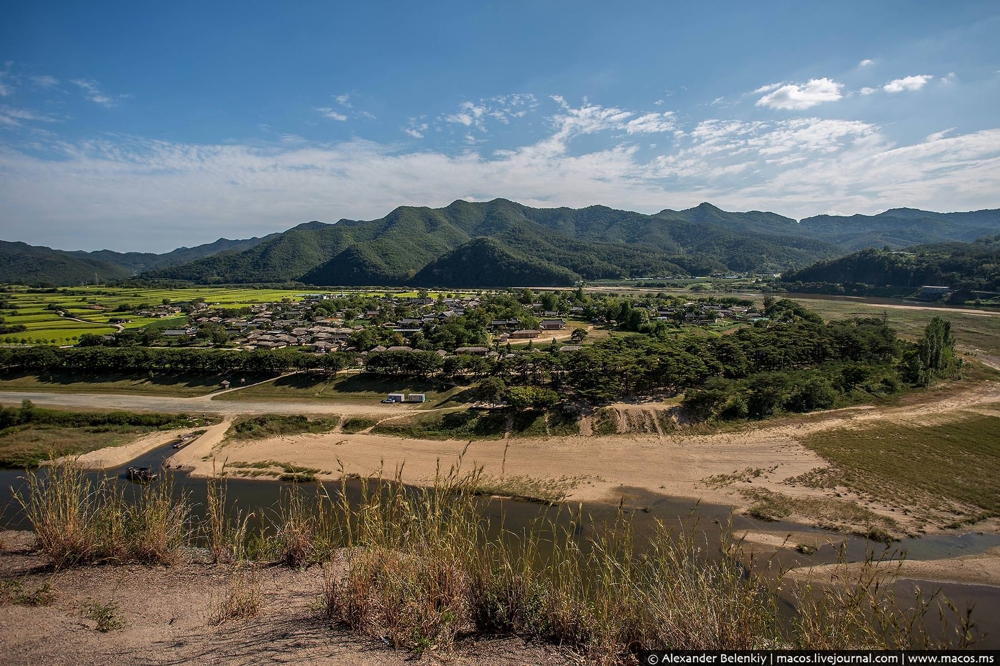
[3,200,1000,287]
[0,235,278,287]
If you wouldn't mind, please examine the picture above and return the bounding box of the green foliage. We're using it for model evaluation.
[341,417,377,434]
[503,386,559,411]
[902,316,959,387]
[140,199,1000,288]
[88,601,126,632]
[782,236,1000,297]
[0,401,210,467]
[226,414,340,440]
[0,345,349,376]
[372,410,507,440]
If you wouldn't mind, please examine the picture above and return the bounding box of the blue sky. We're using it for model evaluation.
[1,1,999,252]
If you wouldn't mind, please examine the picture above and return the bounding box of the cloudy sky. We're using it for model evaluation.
[1,1,999,252]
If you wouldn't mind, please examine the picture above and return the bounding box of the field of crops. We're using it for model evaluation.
[0,286,474,345]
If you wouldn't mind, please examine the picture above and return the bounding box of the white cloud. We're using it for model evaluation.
[859,59,874,67]
[0,105,60,128]
[625,112,676,134]
[0,64,15,97]
[925,128,955,142]
[2,97,1000,251]
[71,78,117,107]
[883,75,933,93]
[335,93,352,107]
[443,94,538,131]
[403,117,429,139]
[753,82,783,94]
[859,87,878,96]
[445,101,487,128]
[30,75,59,89]
[316,107,348,121]
[756,78,843,110]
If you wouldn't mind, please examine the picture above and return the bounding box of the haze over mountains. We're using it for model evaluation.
[3,200,1000,287]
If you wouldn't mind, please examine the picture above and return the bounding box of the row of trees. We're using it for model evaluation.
[0,346,348,376]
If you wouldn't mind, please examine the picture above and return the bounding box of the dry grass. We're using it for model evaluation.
[472,474,583,504]
[209,567,264,625]
[13,456,981,659]
[799,412,1000,528]
[740,487,897,542]
[16,461,189,567]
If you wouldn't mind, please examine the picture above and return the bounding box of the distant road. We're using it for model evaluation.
[0,391,420,416]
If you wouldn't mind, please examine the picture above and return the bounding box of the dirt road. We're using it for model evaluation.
[0,390,421,416]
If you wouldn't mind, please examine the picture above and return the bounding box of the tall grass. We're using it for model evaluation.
[315,461,977,660]
[17,461,189,567]
[14,459,978,659]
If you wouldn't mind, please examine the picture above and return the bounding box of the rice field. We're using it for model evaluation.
[0,286,476,345]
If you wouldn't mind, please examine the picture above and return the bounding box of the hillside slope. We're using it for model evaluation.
[781,235,1000,296]
[0,241,133,286]
[150,199,858,286]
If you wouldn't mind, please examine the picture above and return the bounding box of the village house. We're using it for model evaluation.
[454,346,490,355]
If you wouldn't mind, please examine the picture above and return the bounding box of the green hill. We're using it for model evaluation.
[71,234,279,273]
[780,236,1000,298]
[7,200,1000,288]
[411,237,582,287]
[796,208,1000,251]
[151,199,854,286]
[0,241,132,286]
[0,234,278,286]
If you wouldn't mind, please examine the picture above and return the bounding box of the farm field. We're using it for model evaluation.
[786,294,1000,357]
[571,283,1000,357]
[0,286,477,345]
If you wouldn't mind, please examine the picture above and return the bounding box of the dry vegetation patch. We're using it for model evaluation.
[797,411,1000,529]
[740,487,898,542]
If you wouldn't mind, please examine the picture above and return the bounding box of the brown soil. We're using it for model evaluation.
[0,531,572,666]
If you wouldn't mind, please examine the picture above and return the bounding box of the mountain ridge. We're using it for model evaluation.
[4,200,1000,287]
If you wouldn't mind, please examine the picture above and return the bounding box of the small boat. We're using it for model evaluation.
[172,434,195,449]
[126,467,158,483]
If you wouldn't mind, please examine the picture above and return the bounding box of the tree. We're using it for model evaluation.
[504,386,558,411]
[570,328,588,343]
[476,377,506,404]
[541,292,559,312]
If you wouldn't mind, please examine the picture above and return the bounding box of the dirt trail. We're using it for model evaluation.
[166,379,1000,537]
[168,418,233,470]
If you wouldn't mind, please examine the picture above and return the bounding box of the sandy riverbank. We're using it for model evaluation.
[67,428,201,470]
[156,379,1000,538]
[786,546,1000,588]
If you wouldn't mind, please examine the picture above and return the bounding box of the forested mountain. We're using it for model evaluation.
[151,199,850,286]
[0,234,277,286]
[0,240,133,286]
[6,200,1000,288]
[780,235,1000,297]
[796,208,1000,251]
[70,234,279,273]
